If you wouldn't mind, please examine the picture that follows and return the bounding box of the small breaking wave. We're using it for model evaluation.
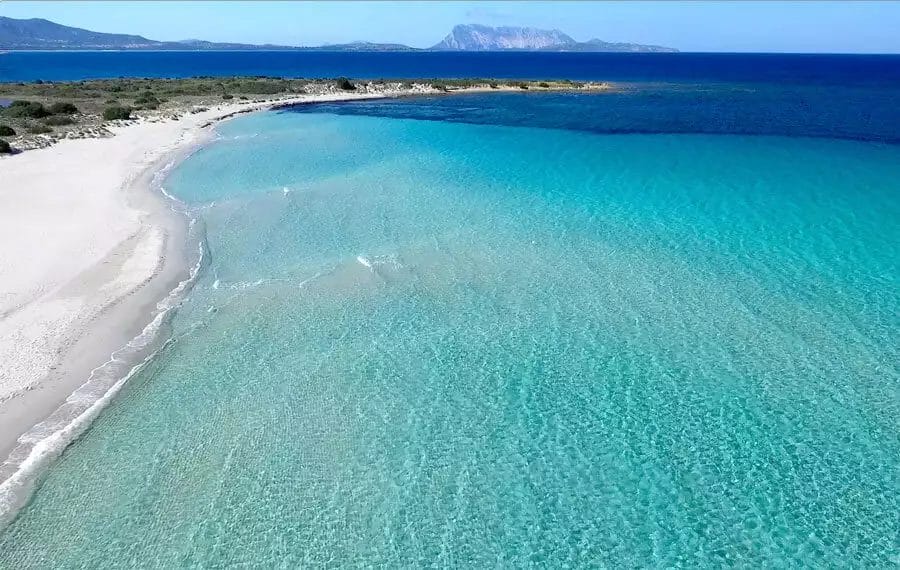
[0,241,204,529]
[227,279,268,290]
[357,253,403,272]
[0,148,209,530]
[298,270,328,289]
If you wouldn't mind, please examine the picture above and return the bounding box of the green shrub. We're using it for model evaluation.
[229,80,285,95]
[336,77,356,91]
[5,101,50,119]
[518,82,529,90]
[27,124,53,134]
[253,83,286,94]
[489,83,499,89]
[133,91,160,110]
[48,102,78,114]
[103,106,132,120]
[43,115,74,126]
[222,94,234,100]
[431,82,448,92]
[0,125,15,136]
[239,95,248,100]
[538,82,550,88]
[0,139,11,154]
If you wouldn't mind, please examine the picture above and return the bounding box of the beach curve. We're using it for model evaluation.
[0,91,398,525]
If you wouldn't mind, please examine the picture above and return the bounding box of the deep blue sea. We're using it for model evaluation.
[0,54,898,567]
[5,51,900,143]
[3,50,900,86]
[299,85,900,144]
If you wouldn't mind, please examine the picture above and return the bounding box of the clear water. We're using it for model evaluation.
[1,96,898,566]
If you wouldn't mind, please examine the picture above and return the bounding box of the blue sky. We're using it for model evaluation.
[2,1,899,53]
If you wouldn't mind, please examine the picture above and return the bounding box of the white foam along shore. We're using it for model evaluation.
[0,90,416,524]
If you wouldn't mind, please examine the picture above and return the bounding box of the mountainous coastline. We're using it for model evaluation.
[0,17,676,52]
[0,18,283,50]
[432,25,575,51]
[432,24,677,52]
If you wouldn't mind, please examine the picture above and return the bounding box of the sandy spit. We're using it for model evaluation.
[0,92,395,517]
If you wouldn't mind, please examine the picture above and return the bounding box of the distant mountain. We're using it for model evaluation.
[0,17,165,50]
[0,17,284,50]
[431,24,576,51]
[0,16,676,53]
[310,41,417,52]
[547,38,678,53]
[0,17,420,51]
[431,24,677,53]
[173,39,288,51]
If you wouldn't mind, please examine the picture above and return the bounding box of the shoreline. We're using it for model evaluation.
[0,90,422,524]
[0,79,611,153]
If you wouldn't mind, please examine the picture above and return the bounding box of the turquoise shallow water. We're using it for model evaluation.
[2,107,899,566]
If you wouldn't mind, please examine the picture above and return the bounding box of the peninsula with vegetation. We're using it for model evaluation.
[0,76,608,153]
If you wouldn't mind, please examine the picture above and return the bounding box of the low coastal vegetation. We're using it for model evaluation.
[0,76,608,153]
[26,124,53,134]
[42,115,75,126]
[102,106,133,121]
[48,102,78,114]
[5,100,51,119]
[133,91,161,109]
[1,98,81,146]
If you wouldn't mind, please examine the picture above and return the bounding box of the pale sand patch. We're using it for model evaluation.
[0,92,394,494]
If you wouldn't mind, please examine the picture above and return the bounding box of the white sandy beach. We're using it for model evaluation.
[0,92,397,477]
[0,83,609,523]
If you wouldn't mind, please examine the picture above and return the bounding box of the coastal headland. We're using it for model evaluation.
[0,77,609,521]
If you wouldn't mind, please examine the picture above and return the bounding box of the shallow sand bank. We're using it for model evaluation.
[0,92,393,505]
